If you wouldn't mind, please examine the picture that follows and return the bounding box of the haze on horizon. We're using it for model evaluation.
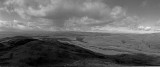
[0,0,160,33]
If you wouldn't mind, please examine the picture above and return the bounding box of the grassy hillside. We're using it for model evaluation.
[0,31,160,66]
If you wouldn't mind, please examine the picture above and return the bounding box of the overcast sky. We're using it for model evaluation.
[0,0,160,32]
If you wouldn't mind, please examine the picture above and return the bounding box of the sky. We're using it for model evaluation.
[0,0,160,32]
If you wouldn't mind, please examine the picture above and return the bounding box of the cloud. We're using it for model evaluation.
[64,16,103,31]
[111,16,140,27]
[110,6,126,19]
[141,0,148,7]
[4,0,125,27]
[1,0,143,32]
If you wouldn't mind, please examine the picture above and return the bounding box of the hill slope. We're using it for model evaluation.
[0,33,160,66]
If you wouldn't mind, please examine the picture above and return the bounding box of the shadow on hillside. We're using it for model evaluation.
[0,36,160,67]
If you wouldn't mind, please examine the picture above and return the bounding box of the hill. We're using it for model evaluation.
[0,32,160,66]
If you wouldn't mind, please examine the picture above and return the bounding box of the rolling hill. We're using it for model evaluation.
[0,32,160,66]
